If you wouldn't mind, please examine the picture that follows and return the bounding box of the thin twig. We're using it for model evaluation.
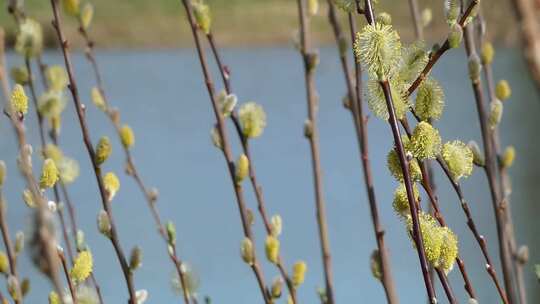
[325,3,398,303]
[179,1,271,303]
[0,191,21,304]
[48,1,137,302]
[361,1,437,302]
[296,1,335,302]
[205,32,298,303]
[59,250,78,304]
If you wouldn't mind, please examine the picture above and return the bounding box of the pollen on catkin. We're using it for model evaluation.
[0,251,9,274]
[393,183,420,217]
[265,235,280,264]
[120,125,135,149]
[442,141,474,180]
[292,261,307,287]
[435,227,458,273]
[49,291,60,304]
[238,102,267,138]
[387,148,422,182]
[70,250,93,283]
[495,80,512,101]
[354,23,402,79]
[103,172,120,201]
[40,159,59,189]
[444,0,460,25]
[367,78,410,120]
[57,157,80,184]
[406,121,442,160]
[11,84,28,115]
[308,0,319,16]
[15,18,43,58]
[192,0,211,34]
[45,66,68,92]
[399,41,428,85]
[414,78,445,121]
[406,212,443,265]
[95,136,112,165]
[240,238,255,265]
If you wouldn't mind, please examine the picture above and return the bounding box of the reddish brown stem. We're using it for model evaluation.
[296,1,336,302]
[59,250,78,304]
[49,1,137,302]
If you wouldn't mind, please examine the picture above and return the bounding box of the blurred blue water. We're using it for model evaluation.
[1,47,539,303]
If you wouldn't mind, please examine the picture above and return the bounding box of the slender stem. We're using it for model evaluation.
[0,191,22,304]
[406,0,480,96]
[59,250,78,304]
[49,1,137,302]
[326,3,399,302]
[205,33,298,303]
[0,27,65,303]
[179,1,271,303]
[296,1,335,302]
[462,21,516,304]
[477,13,527,303]
[436,269,456,304]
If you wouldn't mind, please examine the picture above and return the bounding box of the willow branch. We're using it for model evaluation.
[325,3,399,303]
[205,32,298,303]
[0,191,21,304]
[59,250,78,304]
[71,12,191,304]
[296,1,336,303]
[48,1,137,302]
[406,0,480,96]
[179,1,271,302]
[462,20,516,304]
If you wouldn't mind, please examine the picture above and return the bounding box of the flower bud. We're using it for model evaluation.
[265,235,280,264]
[304,119,313,138]
[370,249,382,280]
[488,99,503,130]
[516,245,529,264]
[239,102,266,139]
[15,232,24,254]
[11,84,28,115]
[103,172,120,201]
[166,221,176,246]
[45,66,68,92]
[292,261,307,286]
[468,54,482,83]
[415,78,445,121]
[62,0,80,16]
[76,230,86,252]
[481,42,495,65]
[376,12,392,25]
[38,90,67,119]
[270,214,282,237]
[49,291,60,304]
[495,80,511,101]
[444,0,460,25]
[217,91,237,117]
[7,275,20,301]
[70,250,93,282]
[448,24,463,49]
[271,277,283,298]
[95,136,112,165]
[129,246,143,271]
[192,1,211,34]
[10,66,29,85]
[97,210,111,237]
[467,141,484,166]
[0,252,9,274]
[235,154,249,184]
[40,159,59,189]
[308,0,319,16]
[15,19,43,58]
[120,125,135,149]
[501,146,515,169]
[22,189,35,208]
[421,8,433,27]
[240,238,255,265]
[210,127,222,150]
[81,3,94,30]
[136,289,148,304]
[91,87,107,111]
[246,208,255,226]
[406,121,442,160]
[387,148,422,182]
[0,161,6,187]
[20,278,29,298]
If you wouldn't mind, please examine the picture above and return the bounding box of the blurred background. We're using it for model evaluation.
[0,0,539,303]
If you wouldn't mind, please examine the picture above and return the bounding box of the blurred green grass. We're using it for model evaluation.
[0,0,518,48]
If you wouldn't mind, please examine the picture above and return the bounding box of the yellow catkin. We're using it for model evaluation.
[103,172,120,201]
[239,102,267,138]
[292,261,307,286]
[240,238,254,265]
[235,154,249,183]
[70,251,93,282]
[265,235,280,264]
[120,125,135,148]
[40,159,59,189]
[11,84,28,115]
